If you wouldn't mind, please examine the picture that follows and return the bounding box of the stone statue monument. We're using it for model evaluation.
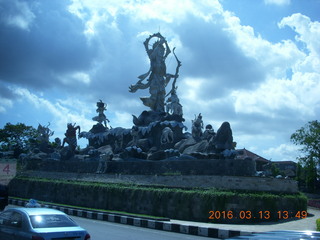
[129,32,180,112]
[62,123,81,151]
[166,89,183,116]
[92,100,109,128]
[192,113,203,140]
[36,123,54,143]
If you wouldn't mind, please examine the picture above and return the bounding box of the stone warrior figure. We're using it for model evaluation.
[166,88,183,116]
[129,32,180,112]
[192,113,203,139]
[36,122,54,143]
[62,123,81,150]
[92,100,109,128]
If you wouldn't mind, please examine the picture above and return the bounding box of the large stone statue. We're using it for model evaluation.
[209,121,233,152]
[166,89,183,116]
[129,32,180,112]
[62,123,81,151]
[92,100,109,128]
[192,113,203,140]
[36,123,54,143]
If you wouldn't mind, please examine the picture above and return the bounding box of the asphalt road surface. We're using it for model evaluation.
[72,215,218,240]
[5,205,218,239]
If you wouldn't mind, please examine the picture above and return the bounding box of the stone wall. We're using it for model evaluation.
[8,177,306,223]
[26,158,256,176]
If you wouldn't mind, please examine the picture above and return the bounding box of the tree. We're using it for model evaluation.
[291,120,320,163]
[291,120,320,191]
[0,122,37,156]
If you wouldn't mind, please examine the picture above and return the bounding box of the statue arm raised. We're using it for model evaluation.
[129,79,151,93]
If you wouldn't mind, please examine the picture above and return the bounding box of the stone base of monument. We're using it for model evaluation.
[26,157,255,176]
[24,157,298,194]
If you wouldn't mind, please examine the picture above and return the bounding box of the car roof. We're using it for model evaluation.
[227,230,320,239]
[9,207,67,216]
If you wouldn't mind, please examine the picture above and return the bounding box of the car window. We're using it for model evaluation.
[0,211,12,226]
[0,211,22,228]
[10,212,22,228]
[30,214,77,228]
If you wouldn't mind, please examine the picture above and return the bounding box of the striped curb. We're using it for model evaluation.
[9,198,253,239]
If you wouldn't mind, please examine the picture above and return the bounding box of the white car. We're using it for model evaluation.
[227,230,320,239]
[0,207,91,240]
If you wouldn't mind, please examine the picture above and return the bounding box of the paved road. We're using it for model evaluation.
[5,205,218,240]
[72,215,218,240]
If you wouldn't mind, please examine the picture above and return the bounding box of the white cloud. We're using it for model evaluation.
[263,143,300,162]
[279,13,320,73]
[0,98,13,113]
[4,0,35,31]
[111,111,133,129]
[68,0,224,37]
[223,11,305,79]
[57,71,91,86]
[224,12,320,122]
[11,87,94,144]
[264,0,291,6]
[232,72,320,119]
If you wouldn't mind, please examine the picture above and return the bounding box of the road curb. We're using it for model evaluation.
[9,198,253,239]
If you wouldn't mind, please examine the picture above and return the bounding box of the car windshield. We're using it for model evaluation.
[30,214,77,228]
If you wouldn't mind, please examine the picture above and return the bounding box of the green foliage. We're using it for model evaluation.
[271,163,281,177]
[0,122,37,153]
[10,176,307,222]
[316,218,320,231]
[291,120,320,161]
[161,171,182,176]
[291,120,320,192]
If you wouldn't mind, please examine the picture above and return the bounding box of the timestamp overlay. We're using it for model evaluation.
[208,210,308,221]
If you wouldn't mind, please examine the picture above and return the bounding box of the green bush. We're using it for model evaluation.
[316,218,320,231]
[8,176,307,223]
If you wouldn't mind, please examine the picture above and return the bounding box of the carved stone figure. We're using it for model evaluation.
[166,89,183,116]
[203,124,216,141]
[62,123,81,150]
[114,134,124,153]
[129,32,180,112]
[160,127,174,145]
[36,123,54,143]
[92,100,109,128]
[209,121,233,152]
[130,126,139,146]
[192,113,203,139]
[54,137,61,148]
[96,151,113,173]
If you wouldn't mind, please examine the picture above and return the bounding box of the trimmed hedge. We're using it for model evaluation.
[316,218,320,231]
[8,176,307,223]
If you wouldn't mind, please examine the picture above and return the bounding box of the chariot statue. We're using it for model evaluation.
[129,32,181,113]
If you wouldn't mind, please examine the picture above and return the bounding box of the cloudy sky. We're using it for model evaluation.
[0,0,319,161]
